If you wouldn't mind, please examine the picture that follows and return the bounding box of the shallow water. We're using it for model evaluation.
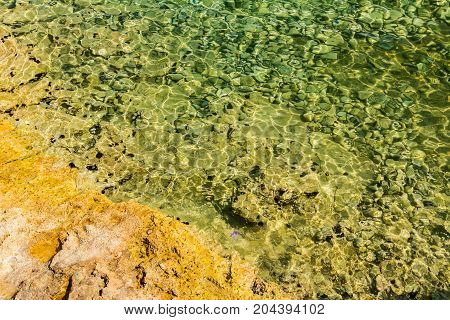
[0,0,448,299]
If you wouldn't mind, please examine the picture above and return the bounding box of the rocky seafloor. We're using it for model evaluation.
[0,0,449,299]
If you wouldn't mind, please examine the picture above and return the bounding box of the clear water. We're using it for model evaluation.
[1,0,448,299]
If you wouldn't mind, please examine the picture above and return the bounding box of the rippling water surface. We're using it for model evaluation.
[1,0,448,299]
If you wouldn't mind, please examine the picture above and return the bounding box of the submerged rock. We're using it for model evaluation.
[0,118,287,300]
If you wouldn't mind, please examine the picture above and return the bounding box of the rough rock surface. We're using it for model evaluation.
[0,119,286,300]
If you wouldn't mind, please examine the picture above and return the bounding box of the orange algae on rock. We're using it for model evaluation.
[0,118,287,300]
[28,229,64,263]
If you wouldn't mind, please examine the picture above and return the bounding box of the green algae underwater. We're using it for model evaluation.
[0,0,448,299]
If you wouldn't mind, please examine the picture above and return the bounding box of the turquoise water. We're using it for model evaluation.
[1,0,448,299]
